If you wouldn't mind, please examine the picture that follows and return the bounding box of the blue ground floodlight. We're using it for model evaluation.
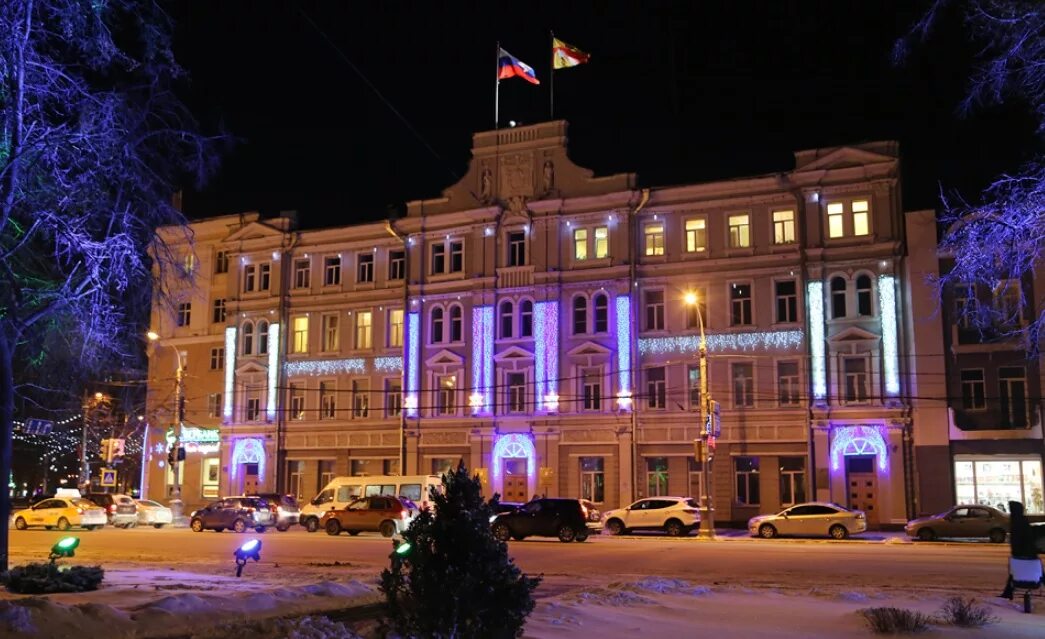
[49,536,80,563]
[233,538,262,577]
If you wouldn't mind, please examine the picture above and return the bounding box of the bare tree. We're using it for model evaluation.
[0,0,221,571]
[896,1,1045,352]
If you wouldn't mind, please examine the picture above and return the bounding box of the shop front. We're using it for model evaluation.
[953,455,1044,515]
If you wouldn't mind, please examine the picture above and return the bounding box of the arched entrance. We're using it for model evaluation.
[831,426,888,527]
[230,437,266,495]
[492,434,536,502]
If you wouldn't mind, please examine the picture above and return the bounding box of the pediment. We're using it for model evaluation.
[224,220,288,243]
[425,349,465,367]
[828,326,880,342]
[235,360,269,376]
[493,345,534,361]
[567,341,612,357]
[794,146,896,173]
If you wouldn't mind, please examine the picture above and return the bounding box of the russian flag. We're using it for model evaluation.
[498,48,540,85]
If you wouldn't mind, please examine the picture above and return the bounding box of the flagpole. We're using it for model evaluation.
[494,41,500,130]
[549,30,555,120]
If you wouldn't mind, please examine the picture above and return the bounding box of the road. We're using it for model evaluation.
[7,526,1012,597]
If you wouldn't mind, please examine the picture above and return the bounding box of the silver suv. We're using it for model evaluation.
[602,497,701,536]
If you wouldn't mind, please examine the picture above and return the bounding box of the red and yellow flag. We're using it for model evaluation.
[552,37,590,69]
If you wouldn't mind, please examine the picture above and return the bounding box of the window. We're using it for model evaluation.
[352,380,369,418]
[688,365,702,411]
[775,280,797,323]
[355,311,372,349]
[449,305,463,342]
[685,288,706,330]
[243,265,256,292]
[646,457,669,497]
[954,459,1044,514]
[324,256,341,286]
[593,293,608,333]
[215,251,229,274]
[319,382,336,419]
[852,200,869,236]
[388,309,404,347]
[831,277,847,318]
[994,282,1022,326]
[732,362,754,408]
[735,457,760,505]
[580,457,605,503]
[246,395,261,422]
[432,458,458,476]
[322,314,339,352]
[646,367,666,409]
[999,367,1027,428]
[685,218,707,253]
[730,283,752,326]
[386,380,402,417]
[500,300,513,339]
[520,300,533,338]
[780,457,806,506]
[431,307,444,343]
[953,284,975,328]
[212,298,226,324]
[960,369,986,410]
[581,367,602,411]
[294,259,311,289]
[773,210,795,244]
[257,320,269,354]
[319,460,336,489]
[573,296,587,334]
[389,250,405,280]
[594,226,609,258]
[507,372,527,413]
[357,254,374,283]
[777,361,800,406]
[207,393,222,418]
[645,290,665,331]
[259,263,271,290]
[182,253,196,274]
[827,202,845,238]
[843,357,868,403]
[430,243,445,274]
[176,303,191,327]
[574,229,588,260]
[241,322,254,355]
[688,458,705,507]
[292,316,309,353]
[449,240,463,273]
[728,214,750,248]
[436,375,457,415]
[290,384,305,420]
[856,275,873,316]
[644,223,664,256]
[287,461,305,501]
[210,347,224,371]
[507,231,526,266]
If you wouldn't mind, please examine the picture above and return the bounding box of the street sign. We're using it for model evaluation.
[100,468,117,487]
[23,418,54,435]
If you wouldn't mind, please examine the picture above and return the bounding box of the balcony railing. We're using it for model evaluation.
[497,265,534,289]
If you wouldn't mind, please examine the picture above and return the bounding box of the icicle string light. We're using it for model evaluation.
[266,323,280,420]
[616,295,632,408]
[879,274,900,396]
[637,330,804,356]
[534,301,559,410]
[830,425,888,472]
[224,327,237,419]
[405,311,420,416]
[806,281,827,400]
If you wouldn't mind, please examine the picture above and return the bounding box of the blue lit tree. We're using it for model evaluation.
[0,1,221,571]
[897,1,1044,351]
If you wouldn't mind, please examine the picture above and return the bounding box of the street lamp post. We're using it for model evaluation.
[148,331,187,526]
[685,292,716,539]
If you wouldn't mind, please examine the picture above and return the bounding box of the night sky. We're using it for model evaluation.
[169,1,1038,229]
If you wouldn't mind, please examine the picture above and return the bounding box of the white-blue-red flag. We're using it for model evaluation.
[498,48,540,85]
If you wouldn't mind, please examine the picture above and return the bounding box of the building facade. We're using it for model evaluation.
[146,120,966,527]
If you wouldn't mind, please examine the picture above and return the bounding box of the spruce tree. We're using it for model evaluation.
[380,462,540,638]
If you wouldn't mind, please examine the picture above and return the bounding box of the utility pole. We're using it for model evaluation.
[686,292,716,539]
[147,332,187,526]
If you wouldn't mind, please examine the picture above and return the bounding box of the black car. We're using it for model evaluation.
[491,498,591,542]
[190,497,275,533]
[248,493,300,532]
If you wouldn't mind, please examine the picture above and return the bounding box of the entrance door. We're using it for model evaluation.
[503,459,528,502]
[242,462,259,495]
[846,456,878,527]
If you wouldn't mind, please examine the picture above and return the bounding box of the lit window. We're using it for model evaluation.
[580,457,605,503]
[728,214,750,248]
[594,227,609,258]
[436,375,457,415]
[388,309,404,347]
[355,311,372,349]
[574,228,588,260]
[292,316,309,353]
[685,218,707,253]
[644,223,664,256]
[773,210,795,244]
[646,457,669,497]
[827,203,845,238]
[852,200,869,236]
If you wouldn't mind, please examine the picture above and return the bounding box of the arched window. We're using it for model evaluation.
[856,275,873,316]
[573,296,588,335]
[431,306,444,343]
[449,304,463,342]
[241,321,254,355]
[520,300,533,338]
[593,293,608,333]
[257,320,269,354]
[831,277,847,319]
[500,300,514,339]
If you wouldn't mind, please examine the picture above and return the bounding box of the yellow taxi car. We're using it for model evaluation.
[12,497,107,531]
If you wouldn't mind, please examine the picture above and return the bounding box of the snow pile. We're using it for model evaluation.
[562,577,711,607]
[568,588,653,606]
[620,577,711,596]
[198,615,364,639]
[0,601,34,633]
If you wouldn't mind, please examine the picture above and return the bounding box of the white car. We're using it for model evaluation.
[602,497,702,536]
[748,502,867,540]
[135,499,174,528]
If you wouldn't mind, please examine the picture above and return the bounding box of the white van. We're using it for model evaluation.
[299,474,443,532]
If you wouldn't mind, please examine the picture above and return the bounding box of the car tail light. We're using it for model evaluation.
[107,504,114,513]
[580,503,588,518]
[246,507,255,513]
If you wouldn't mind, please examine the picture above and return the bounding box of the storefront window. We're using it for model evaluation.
[954,458,1044,514]
[202,458,220,499]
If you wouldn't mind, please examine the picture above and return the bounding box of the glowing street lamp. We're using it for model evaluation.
[685,291,716,540]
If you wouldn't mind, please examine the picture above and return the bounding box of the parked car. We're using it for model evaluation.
[321,495,416,537]
[491,500,524,515]
[905,505,1010,543]
[491,498,591,543]
[85,493,138,528]
[135,499,174,528]
[249,493,300,532]
[748,502,867,539]
[601,497,701,536]
[579,499,603,528]
[190,497,275,533]
[12,497,107,531]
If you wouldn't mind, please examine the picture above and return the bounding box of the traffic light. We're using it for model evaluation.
[167,446,186,464]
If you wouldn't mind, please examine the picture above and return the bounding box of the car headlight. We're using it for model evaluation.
[489,515,498,523]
